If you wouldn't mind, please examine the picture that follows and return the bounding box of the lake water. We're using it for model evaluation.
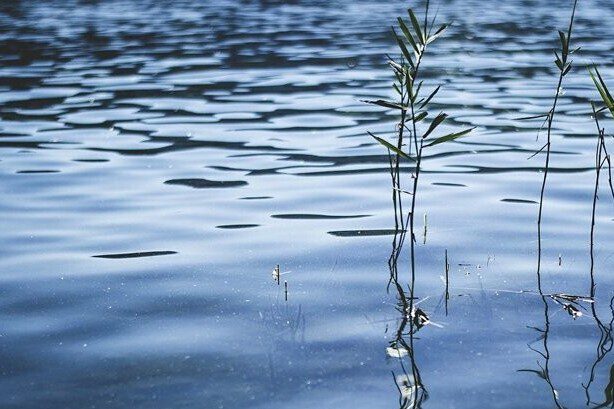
[0,0,613,408]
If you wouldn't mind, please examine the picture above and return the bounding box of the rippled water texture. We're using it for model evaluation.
[0,0,613,408]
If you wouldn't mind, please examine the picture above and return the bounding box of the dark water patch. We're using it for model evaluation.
[73,158,109,163]
[239,196,273,200]
[216,224,259,229]
[92,251,177,259]
[501,198,538,204]
[327,229,403,237]
[164,178,248,189]
[449,165,594,174]
[89,138,289,157]
[432,182,467,187]
[16,169,60,174]
[273,213,370,220]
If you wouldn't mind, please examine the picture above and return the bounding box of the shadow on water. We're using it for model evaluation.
[92,250,177,259]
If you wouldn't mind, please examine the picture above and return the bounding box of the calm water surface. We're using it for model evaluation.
[0,0,613,408]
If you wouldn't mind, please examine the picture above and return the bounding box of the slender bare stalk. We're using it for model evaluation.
[588,103,605,297]
[444,249,449,315]
[536,0,579,294]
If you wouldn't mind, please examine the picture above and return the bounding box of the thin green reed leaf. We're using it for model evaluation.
[392,28,415,69]
[589,67,614,118]
[590,72,610,109]
[413,80,424,102]
[427,24,448,44]
[422,112,448,139]
[594,68,614,106]
[424,0,430,33]
[554,51,564,71]
[388,60,404,75]
[516,113,550,121]
[424,127,476,147]
[408,8,425,45]
[397,17,420,53]
[413,111,428,122]
[562,63,572,76]
[558,30,568,55]
[394,70,403,86]
[418,85,441,109]
[393,83,402,95]
[368,132,413,160]
[362,99,408,111]
[404,69,412,92]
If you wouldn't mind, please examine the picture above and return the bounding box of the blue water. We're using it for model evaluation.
[0,0,613,407]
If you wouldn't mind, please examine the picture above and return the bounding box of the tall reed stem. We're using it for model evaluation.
[536,0,578,292]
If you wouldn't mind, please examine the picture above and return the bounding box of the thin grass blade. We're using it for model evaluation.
[424,127,475,147]
[368,132,413,160]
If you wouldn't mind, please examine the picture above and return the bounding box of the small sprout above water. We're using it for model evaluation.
[272,264,280,284]
[271,264,291,285]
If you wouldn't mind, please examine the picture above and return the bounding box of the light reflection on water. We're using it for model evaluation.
[0,0,613,408]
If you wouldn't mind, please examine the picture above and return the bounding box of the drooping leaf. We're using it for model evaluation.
[518,369,547,381]
[368,132,413,160]
[388,59,404,75]
[516,113,549,121]
[422,112,448,139]
[424,127,475,147]
[362,99,407,111]
[427,24,448,44]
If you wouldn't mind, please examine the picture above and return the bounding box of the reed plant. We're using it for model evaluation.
[586,67,614,312]
[365,1,473,311]
[520,0,579,292]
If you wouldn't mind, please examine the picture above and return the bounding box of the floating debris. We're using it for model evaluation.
[386,345,409,358]
[396,373,419,399]
[412,308,430,328]
[550,293,594,304]
[563,303,583,319]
